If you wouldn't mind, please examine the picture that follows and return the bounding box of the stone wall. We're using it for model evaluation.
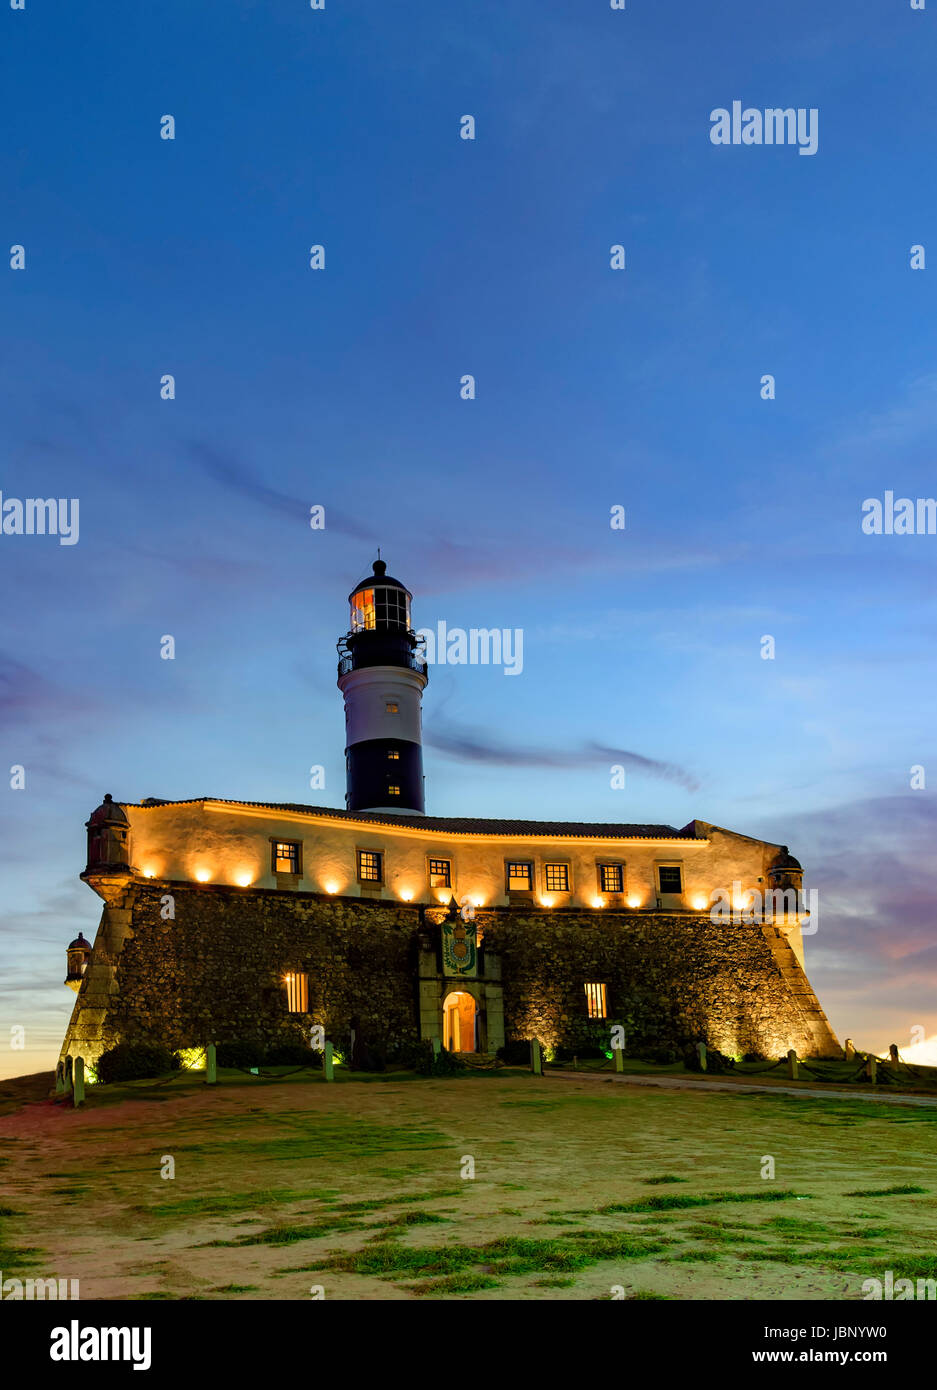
[63,884,422,1063]
[61,885,839,1064]
[483,911,838,1058]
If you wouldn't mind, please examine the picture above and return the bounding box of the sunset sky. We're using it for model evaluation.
[3,0,937,1077]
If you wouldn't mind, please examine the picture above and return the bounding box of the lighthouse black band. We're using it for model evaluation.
[345,738,424,813]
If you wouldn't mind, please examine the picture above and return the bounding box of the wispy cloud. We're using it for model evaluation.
[187,440,377,541]
[425,721,699,791]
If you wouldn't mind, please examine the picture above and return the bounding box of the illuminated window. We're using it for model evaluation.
[387,749,400,760]
[544,864,569,893]
[584,983,607,1019]
[429,858,451,888]
[387,785,401,796]
[351,587,375,630]
[284,971,309,1013]
[599,863,624,894]
[658,866,683,894]
[351,586,410,632]
[386,702,399,714]
[273,840,301,875]
[358,850,383,883]
[506,861,533,891]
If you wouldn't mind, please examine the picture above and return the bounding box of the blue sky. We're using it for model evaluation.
[3,0,937,1076]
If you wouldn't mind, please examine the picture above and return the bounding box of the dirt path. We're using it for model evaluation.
[547,1070,937,1108]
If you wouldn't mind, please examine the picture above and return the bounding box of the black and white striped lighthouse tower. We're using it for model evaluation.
[336,558,428,814]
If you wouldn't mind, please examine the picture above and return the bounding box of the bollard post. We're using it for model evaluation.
[844,1038,855,1059]
[530,1039,542,1076]
[63,1056,73,1096]
[613,1046,624,1074]
[73,1057,85,1108]
[323,1040,334,1082]
[867,1054,877,1084]
[205,1043,217,1086]
[697,1042,707,1073]
[55,1063,64,1096]
[787,1048,798,1081]
[431,1037,441,1060]
[889,1044,899,1066]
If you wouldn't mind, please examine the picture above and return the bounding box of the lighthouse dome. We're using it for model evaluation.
[349,558,410,598]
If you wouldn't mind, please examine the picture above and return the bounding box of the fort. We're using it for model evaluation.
[59,557,840,1068]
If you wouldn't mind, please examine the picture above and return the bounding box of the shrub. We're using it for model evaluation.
[96,1041,179,1084]
[684,1045,735,1074]
[637,1045,681,1065]
[551,1044,605,1062]
[408,1041,465,1076]
[215,1040,265,1069]
[496,1039,538,1066]
[264,1043,320,1069]
[384,1039,426,1071]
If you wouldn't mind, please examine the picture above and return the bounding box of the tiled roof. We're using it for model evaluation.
[129,797,700,841]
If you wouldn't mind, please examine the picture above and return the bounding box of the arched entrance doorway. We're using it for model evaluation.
[443,990,478,1054]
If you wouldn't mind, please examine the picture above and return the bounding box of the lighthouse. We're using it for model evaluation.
[337,558,428,814]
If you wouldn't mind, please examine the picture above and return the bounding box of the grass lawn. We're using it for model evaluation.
[0,1067,935,1300]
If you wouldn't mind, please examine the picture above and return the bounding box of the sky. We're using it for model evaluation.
[2,0,937,1077]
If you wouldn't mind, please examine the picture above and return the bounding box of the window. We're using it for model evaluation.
[285,972,309,1013]
[387,785,401,796]
[507,861,533,891]
[358,849,383,883]
[599,863,624,894]
[386,702,399,714]
[544,863,570,893]
[387,749,400,760]
[350,586,410,633]
[429,858,451,888]
[658,866,683,894]
[273,840,301,875]
[584,983,607,1019]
